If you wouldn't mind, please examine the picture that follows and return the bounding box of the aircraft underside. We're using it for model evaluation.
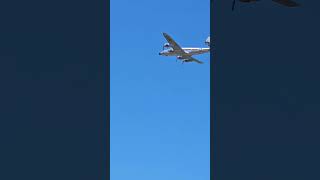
[159,32,210,64]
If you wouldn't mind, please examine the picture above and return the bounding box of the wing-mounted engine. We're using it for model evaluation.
[177,56,187,64]
[163,43,171,50]
[177,56,184,59]
[205,36,210,47]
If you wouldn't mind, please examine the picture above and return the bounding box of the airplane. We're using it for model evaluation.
[159,32,210,64]
[232,0,300,11]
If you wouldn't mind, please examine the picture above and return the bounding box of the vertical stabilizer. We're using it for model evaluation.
[205,36,210,46]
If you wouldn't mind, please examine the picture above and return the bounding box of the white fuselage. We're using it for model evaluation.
[159,47,210,56]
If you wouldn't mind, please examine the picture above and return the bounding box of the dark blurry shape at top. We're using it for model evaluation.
[232,0,301,11]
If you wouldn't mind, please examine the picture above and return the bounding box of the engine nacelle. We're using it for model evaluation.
[163,43,170,48]
[177,56,184,59]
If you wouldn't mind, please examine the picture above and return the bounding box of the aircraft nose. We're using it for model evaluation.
[159,52,161,55]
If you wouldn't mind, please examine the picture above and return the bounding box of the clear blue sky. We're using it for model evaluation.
[111,0,210,179]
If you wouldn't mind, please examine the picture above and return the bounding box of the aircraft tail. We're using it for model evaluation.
[205,36,210,46]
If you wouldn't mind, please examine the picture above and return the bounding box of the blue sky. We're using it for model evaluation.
[111,0,210,179]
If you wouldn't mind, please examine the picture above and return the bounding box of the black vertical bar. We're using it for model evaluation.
[210,0,215,180]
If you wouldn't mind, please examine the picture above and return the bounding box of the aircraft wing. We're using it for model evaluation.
[272,0,300,7]
[184,56,204,64]
[162,33,186,54]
